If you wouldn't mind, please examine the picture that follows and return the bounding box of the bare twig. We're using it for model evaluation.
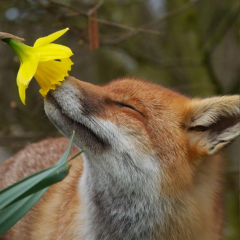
[101,31,139,45]
[0,32,25,42]
[36,0,200,45]
[87,0,104,16]
[102,0,200,45]
[49,0,162,35]
[91,18,162,35]
[145,0,201,28]
[35,0,87,42]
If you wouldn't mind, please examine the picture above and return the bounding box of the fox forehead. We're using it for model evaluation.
[100,78,190,121]
[105,78,188,102]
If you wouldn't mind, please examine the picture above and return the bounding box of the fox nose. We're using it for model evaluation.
[46,76,106,119]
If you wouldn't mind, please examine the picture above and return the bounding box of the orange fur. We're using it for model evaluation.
[0,77,239,240]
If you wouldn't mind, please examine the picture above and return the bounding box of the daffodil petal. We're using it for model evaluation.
[4,29,73,104]
[34,58,73,97]
[37,43,73,62]
[33,28,69,48]
[17,53,40,85]
[17,81,28,105]
[16,53,39,104]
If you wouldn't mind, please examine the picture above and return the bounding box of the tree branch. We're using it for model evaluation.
[36,0,201,45]
[102,0,201,45]
[34,0,88,42]
[87,0,104,16]
[48,0,163,35]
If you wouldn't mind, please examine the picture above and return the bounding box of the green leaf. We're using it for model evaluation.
[55,130,76,166]
[0,131,80,236]
[0,188,47,236]
[0,131,75,209]
[8,164,70,207]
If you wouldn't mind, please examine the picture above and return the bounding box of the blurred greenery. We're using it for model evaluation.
[0,0,239,239]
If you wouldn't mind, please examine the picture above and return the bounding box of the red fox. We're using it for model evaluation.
[0,76,239,240]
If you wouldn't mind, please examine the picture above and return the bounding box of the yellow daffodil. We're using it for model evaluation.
[1,28,73,104]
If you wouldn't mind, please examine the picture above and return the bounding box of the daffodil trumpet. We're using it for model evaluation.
[0,28,73,105]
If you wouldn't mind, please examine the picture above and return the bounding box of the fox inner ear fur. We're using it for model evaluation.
[185,95,240,155]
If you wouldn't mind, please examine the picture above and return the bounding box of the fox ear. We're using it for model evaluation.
[185,95,240,155]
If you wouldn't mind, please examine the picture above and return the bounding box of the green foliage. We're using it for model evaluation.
[0,131,82,236]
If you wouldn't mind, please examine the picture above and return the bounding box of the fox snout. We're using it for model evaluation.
[44,77,110,151]
[44,76,157,154]
[46,76,104,118]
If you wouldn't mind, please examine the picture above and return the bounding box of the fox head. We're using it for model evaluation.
[45,76,239,194]
[45,76,239,160]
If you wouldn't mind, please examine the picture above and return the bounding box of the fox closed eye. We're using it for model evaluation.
[114,101,144,116]
[114,101,136,110]
[114,102,145,117]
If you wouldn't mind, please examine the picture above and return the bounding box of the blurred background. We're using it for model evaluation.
[0,0,239,238]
